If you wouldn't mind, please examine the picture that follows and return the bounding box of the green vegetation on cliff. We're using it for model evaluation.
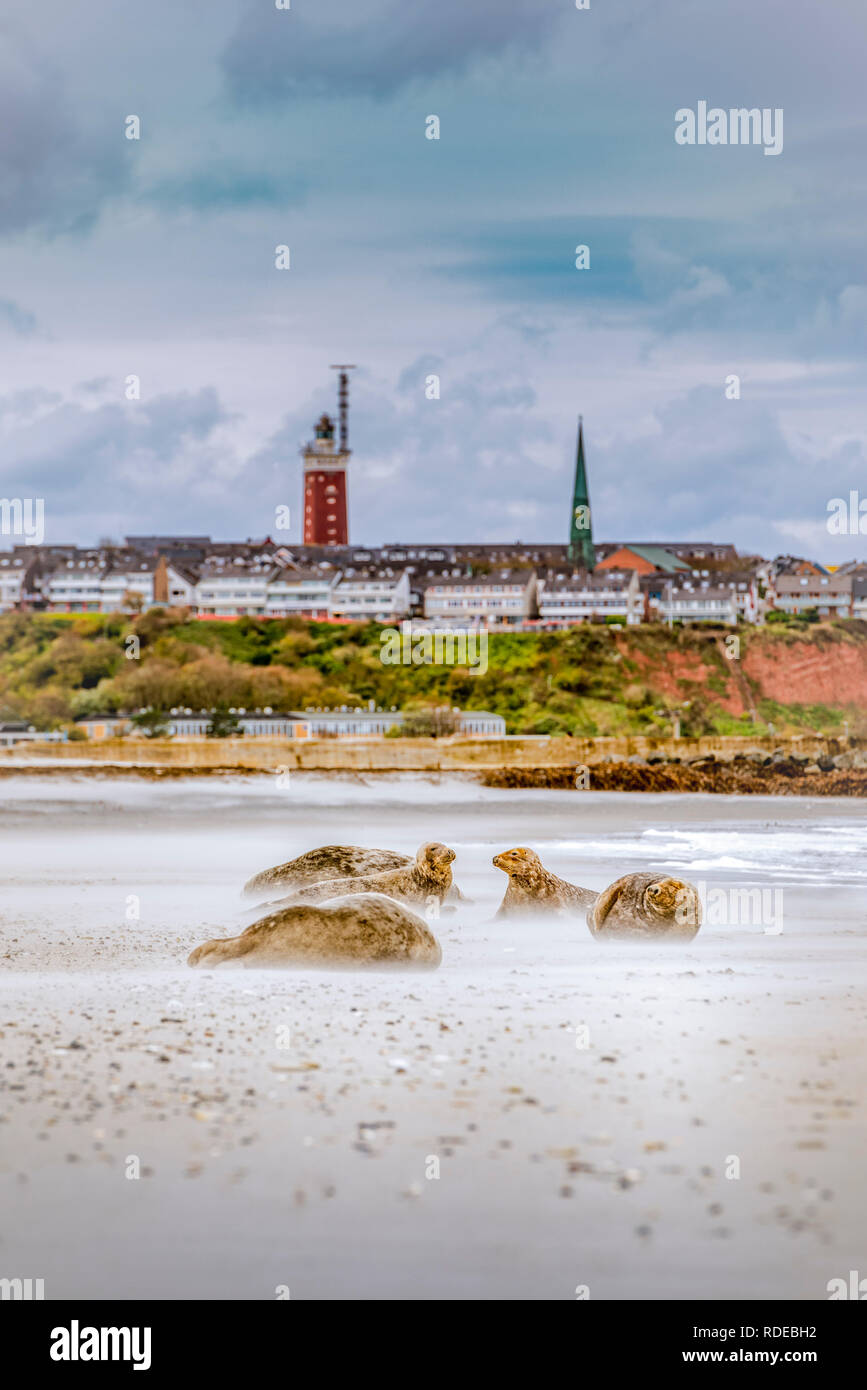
[0,609,864,738]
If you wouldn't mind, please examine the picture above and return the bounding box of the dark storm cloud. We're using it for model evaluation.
[0,32,126,234]
[221,0,559,103]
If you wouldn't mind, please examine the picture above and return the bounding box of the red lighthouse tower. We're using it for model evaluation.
[302,367,354,546]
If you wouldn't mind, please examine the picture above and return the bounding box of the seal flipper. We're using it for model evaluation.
[587,875,629,935]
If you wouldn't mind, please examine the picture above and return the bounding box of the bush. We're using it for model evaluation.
[206,705,242,738]
[521,714,571,736]
[131,708,169,738]
[394,705,459,738]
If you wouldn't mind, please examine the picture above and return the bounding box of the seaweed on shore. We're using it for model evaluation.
[479,761,867,796]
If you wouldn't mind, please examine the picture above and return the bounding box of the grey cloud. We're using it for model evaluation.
[0,299,38,336]
[252,365,557,544]
[0,388,236,504]
[0,32,126,235]
[0,387,62,419]
[144,165,309,214]
[221,0,558,103]
[593,386,867,558]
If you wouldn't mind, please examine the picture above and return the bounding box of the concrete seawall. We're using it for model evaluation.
[2,732,855,773]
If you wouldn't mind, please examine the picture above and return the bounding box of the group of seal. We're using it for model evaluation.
[252,842,457,913]
[187,840,701,970]
[189,843,455,972]
[491,846,700,942]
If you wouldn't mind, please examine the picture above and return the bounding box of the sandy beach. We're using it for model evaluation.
[1,774,865,1300]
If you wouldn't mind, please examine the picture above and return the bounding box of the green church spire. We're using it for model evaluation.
[568,415,595,569]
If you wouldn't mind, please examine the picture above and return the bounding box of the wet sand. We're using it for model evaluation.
[1,775,865,1299]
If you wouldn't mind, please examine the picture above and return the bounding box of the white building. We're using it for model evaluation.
[537,569,642,625]
[718,575,762,624]
[456,711,506,736]
[98,559,161,611]
[293,708,506,737]
[263,567,339,618]
[0,721,67,746]
[329,568,411,621]
[653,583,739,625]
[771,571,855,618]
[43,558,107,611]
[163,564,198,608]
[194,562,271,617]
[76,706,506,739]
[424,570,538,627]
[39,554,197,613]
[0,557,26,611]
[164,711,299,737]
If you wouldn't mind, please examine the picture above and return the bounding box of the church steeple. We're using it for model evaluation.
[568,415,595,569]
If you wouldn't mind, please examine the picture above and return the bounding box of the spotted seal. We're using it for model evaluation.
[493,847,597,917]
[242,845,412,899]
[262,841,457,913]
[587,872,701,941]
[188,892,442,970]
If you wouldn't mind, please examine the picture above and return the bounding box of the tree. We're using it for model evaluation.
[206,705,242,738]
[395,704,460,738]
[131,707,168,738]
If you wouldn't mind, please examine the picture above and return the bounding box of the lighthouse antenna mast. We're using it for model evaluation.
[329,365,356,452]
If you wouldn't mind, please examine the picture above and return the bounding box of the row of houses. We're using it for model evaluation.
[74,707,506,740]
[0,721,67,747]
[2,541,864,627]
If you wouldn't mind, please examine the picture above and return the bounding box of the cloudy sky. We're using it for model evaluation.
[1,0,865,559]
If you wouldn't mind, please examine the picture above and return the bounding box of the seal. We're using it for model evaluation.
[242,845,412,899]
[587,872,701,941]
[263,841,457,912]
[492,847,597,916]
[188,892,442,970]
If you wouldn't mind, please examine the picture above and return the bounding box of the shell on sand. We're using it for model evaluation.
[493,846,597,917]
[587,872,702,941]
[262,841,457,913]
[242,845,412,899]
[188,892,442,971]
